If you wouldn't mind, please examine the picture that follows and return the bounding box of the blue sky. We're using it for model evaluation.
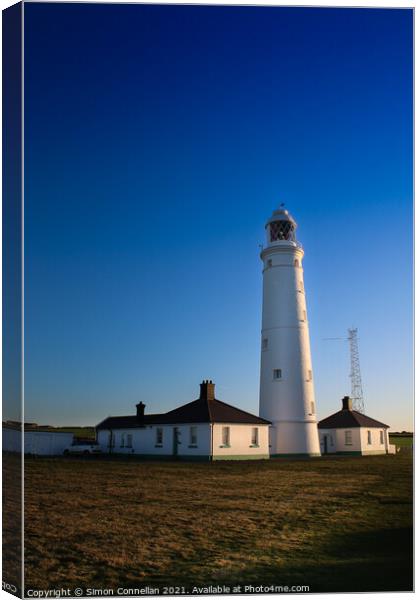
[23,4,413,430]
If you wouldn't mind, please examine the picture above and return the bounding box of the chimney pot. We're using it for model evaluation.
[342,396,352,411]
[200,380,215,401]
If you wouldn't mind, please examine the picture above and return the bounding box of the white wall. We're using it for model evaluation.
[2,428,21,453]
[3,428,74,455]
[318,429,337,454]
[319,427,361,453]
[97,423,211,458]
[359,427,389,455]
[25,431,74,455]
[97,423,270,459]
[318,427,389,455]
[211,423,269,458]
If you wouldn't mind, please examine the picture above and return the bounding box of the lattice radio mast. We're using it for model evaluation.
[348,328,365,414]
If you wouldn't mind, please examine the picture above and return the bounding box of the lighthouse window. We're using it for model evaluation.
[294,259,299,267]
[310,402,315,415]
[303,311,307,321]
[307,370,312,381]
[266,259,272,268]
[273,369,282,380]
[345,430,352,445]
[262,338,268,350]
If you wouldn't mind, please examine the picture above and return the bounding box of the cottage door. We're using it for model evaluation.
[172,427,179,457]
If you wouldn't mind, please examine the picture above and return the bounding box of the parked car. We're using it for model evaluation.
[63,441,102,455]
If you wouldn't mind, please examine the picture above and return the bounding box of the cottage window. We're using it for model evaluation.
[156,427,163,446]
[251,428,259,446]
[190,426,198,446]
[330,435,334,446]
[126,434,133,448]
[367,430,372,445]
[222,427,230,447]
[273,369,282,380]
[344,430,352,445]
[380,430,384,445]
[108,432,115,448]
[120,434,125,448]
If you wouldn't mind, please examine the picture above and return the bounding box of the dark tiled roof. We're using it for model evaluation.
[164,397,271,425]
[318,409,389,430]
[96,414,162,430]
[97,398,270,430]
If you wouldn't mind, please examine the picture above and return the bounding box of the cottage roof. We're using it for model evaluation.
[318,399,389,430]
[97,381,271,430]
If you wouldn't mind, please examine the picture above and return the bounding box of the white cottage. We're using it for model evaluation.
[318,397,394,455]
[96,380,271,460]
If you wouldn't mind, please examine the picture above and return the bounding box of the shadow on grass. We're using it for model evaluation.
[104,527,413,594]
[223,527,413,593]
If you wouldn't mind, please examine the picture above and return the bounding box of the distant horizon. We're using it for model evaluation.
[8,4,412,431]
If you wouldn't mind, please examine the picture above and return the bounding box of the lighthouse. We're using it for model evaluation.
[259,206,321,457]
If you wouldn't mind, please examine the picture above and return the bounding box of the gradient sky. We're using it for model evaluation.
[23,3,413,430]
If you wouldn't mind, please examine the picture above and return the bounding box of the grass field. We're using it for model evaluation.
[23,454,412,594]
[389,434,413,449]
[3,453,22,593]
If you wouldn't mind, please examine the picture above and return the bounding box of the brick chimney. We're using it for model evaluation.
[342,396,352,411]
[136,401,145,419]
[200,380,215,401]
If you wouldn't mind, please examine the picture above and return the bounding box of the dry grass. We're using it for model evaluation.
[3,453,22,593]
[22,454,412,593]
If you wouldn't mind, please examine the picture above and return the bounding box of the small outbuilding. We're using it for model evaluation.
[318,397,395,455]
[96,380,271,460]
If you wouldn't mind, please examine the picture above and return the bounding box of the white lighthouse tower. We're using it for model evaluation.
[259,206,321,457]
